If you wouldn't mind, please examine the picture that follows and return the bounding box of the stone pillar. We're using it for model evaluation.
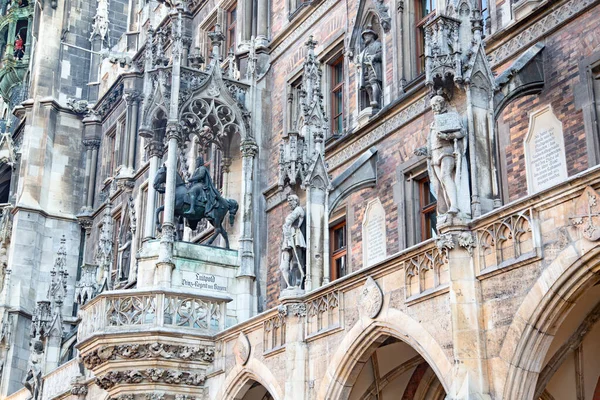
[238,140,257,278]
[155,7,185,286]
[156,123,180,286]
[256,0,269,49]
[222,156,232,197]
[440,229,491,400]
[82,139,100,210]
[283,302,307,400]
[124,91,141,170]
[241,0,252,43]
[144,140,163,240]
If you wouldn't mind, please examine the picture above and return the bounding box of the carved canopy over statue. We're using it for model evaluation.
[416,95,471,226]
[358,25,383,110]
[153,156,239,249]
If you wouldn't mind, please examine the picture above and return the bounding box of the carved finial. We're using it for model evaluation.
[305,35,318,52]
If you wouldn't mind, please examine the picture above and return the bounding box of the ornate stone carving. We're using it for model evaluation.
[233,332,251,366]
[75,264,98,305]
[96,83,124,117]
[90,0,109,42]
[457,231,476,256]
[82,138,101,149]
[67,98,90,114]
[96,368,206,390]
[70,382,88,396]
[360,276,383,319]
[280,195,306,290]
[570,186,600,241]
[288,302,307,317]
[82,342,215,369]
[489,0,595,66]
[372,0,391,32]
[358,25,383,111]
[95,206,114,290]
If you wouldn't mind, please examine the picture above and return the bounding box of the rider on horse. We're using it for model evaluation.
[184,155,222,218]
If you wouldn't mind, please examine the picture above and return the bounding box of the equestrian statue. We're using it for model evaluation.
[153,155,239,249]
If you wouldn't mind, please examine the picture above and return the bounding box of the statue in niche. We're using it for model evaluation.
[23,340,43,400]
[118,231,132,281]
[13,34,24,60]
[184,155,222,219]
[358,25,383,110]
[415,95,470,224]
[153,161,238,249]
[280,195,306,289]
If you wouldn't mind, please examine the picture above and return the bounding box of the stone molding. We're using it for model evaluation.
[327,96,429,170]
[82,342,216,370]
[96,368,206,390]
[488,0,597,66]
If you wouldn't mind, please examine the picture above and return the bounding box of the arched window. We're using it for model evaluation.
[415,0,436,74]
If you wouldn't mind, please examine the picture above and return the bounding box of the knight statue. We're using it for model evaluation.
[279,195,306,289]
[415,95,471,226]
[358,25,383,110]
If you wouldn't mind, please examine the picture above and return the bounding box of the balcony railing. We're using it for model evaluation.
[77,289,229,343]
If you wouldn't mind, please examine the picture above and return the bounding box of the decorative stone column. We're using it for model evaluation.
[256,0,269,49]
[437,229,491,400]
[82,139,100,210]
[143,139,164,241]
[156,123,181,286]
[238,140,257,277]
[123,90,142,171]
[236,140,257,321]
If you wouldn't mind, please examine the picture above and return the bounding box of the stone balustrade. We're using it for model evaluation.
[77,288,231,344]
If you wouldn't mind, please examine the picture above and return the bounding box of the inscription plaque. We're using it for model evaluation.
[524,105,567,194]
[181,271,228,292]
[362,198,387,267]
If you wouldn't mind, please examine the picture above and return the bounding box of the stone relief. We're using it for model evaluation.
[415,95,471,226]
[360,276,383,319]
[233,332,251,366]
[280,195,306,290]
[82,342,215,369]
[358,25,383,111]
[571,186,600,241]
[96,369,206,390]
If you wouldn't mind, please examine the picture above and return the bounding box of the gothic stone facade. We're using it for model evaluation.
[0,0,599,400]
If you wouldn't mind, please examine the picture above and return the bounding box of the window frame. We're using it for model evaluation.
[418,176,437,241]
[226,4,237,53]
[329,54,344,137]
[329,218,347,281]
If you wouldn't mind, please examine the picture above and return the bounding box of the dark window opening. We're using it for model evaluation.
[0,164,11,203]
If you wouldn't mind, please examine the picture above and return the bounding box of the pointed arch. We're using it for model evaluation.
[317,308,452,399]
[218,358,284,400]
[500,240,600,400]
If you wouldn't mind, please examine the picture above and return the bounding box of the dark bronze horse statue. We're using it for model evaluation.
[153,164,239,249]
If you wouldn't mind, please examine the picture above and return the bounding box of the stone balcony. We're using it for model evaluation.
[77,288,230,399]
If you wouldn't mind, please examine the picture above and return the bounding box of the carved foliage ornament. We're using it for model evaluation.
[82,342,216,370]
[360,276,383,319]
[96,368,206,390]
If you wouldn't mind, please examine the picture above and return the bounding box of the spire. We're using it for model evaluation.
[208,24,225,63]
